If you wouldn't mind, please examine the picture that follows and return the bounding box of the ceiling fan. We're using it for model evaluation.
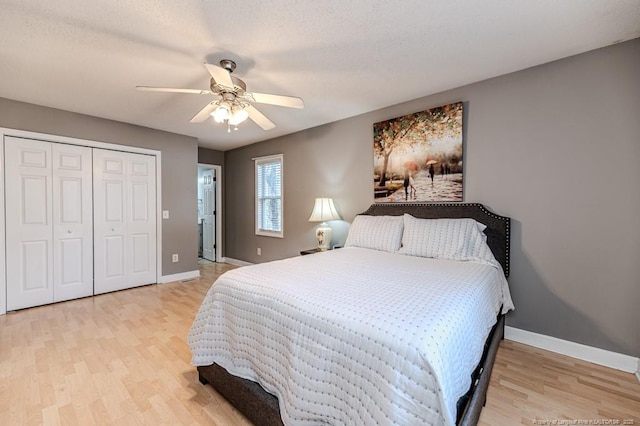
[136,59,304,132]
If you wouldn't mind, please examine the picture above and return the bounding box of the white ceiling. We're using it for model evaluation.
[0,1,638,151]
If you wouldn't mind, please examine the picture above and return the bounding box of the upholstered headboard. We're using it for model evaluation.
[360,203,511,277]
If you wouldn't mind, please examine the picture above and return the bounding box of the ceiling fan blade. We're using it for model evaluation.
[243,92,304,109]
[204,62,234,88]
[136,86,212,95]
[246,105,275,130]
[190,101,218,123]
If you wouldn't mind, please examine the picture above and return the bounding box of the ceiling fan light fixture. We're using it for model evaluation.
[228,107,249,125]
[212,102,231,123]
[141,60,299,131]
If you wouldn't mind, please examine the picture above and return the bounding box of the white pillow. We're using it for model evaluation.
[399,214,497,265]
[344,215,404,252]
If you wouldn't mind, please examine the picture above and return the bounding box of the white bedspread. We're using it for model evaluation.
[188,247,513,425]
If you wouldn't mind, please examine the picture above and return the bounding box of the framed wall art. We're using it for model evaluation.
[373,102,464,203]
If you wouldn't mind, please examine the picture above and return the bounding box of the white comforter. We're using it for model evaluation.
[188,247,513,425]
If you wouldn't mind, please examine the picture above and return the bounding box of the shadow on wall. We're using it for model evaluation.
[329,220,351,247]
[506,220,633,356]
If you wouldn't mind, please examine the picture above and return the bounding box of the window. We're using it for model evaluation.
[255,154,283,238]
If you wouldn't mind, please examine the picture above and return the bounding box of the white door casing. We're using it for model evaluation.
[94,149,156,294]
[202,169,215,261]
[5,137,55,310]
[0,136,4,315]
[52,143,93,302]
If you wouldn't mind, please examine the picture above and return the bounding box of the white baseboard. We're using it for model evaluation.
[159,270,200,283]
[505,326,640,378]
[221,257,253,267]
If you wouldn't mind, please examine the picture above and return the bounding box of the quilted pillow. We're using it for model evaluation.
[344,215,404,252]
[399,214,497,265]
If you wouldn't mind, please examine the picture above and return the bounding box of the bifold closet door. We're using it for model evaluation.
[52,143,93,303]
[93,149,156,294]
[5,138,54,310]
[5,137,93,310]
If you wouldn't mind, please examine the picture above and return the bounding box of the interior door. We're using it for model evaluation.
[202,169,215,261]
[52,143,93,302]
[5,137,54,310]
[94,149,156,294]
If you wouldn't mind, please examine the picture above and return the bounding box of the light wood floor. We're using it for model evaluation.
[1,261,638,425]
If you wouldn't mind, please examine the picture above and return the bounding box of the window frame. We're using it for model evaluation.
[254,154,284,238]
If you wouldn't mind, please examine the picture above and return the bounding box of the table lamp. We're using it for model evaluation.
[308,198,341,251]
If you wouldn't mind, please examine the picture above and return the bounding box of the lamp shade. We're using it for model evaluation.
[308,198,341,222]
[212,102,231,123]
[228,107,249,125]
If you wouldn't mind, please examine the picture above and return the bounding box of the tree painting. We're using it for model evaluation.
[373,102,463,203]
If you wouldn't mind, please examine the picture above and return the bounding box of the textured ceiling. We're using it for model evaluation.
[0,0,638,151]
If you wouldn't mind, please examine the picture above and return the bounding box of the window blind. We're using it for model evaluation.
[255,154,283,237]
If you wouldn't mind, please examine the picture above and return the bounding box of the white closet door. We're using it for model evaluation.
[127,154,156,286]
[5,137,54,310]
[202,169,215,261]
[93,149,128,294]
[94,149,156,294]
[52,144,93,302]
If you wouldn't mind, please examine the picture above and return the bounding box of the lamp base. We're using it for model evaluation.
[315,222,332,251]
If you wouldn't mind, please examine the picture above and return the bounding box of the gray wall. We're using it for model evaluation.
[198,146,224,166]
[224,38,640,357]
[0,98,199,276]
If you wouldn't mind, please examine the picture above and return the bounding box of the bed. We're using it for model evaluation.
[189,203,513,426]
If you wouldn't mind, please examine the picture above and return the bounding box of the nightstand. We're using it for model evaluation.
[300,248,323,256]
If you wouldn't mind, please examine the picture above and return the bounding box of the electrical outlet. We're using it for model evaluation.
[257,248,261,256]
[172,253,179,262]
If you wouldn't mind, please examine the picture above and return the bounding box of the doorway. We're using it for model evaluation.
[197,164,222,262]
